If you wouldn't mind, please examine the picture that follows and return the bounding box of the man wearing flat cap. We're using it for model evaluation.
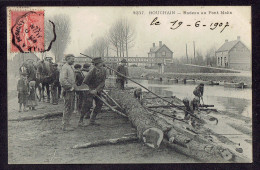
[50,63,60,105]
[116,58,129,90]
[78,57,106,126]
[59,54,76,131]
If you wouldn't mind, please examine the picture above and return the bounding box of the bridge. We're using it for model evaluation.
[73,56,169,64]
[69,56,172,74]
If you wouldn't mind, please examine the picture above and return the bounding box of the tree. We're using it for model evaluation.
[109,18,135,58]
[45,15,71,62]
[205,46,217,66]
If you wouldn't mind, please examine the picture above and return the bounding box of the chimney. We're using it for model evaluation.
[159,41,162,47]
[153,43,155,47]
[237,36,240,41]
[225,39,228,43]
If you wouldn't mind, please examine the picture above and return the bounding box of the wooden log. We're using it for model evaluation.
[227,123,252,136]
[96,95,128,118]
[9,112,63,121]
[109,90,164,148]
[72,136,138,149]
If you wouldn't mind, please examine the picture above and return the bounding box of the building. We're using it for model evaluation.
[215,36,251,70]
[148,41,173,66]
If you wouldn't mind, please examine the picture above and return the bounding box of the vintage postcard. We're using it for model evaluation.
[7,6,252,163]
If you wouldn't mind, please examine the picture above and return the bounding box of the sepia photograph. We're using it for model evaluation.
[7,6,252,163]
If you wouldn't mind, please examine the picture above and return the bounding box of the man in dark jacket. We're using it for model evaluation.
[78,57,106,126]
[193,83,204,104]
[51,63,60,105]
[116,59,128,90]
[74,64,85,112]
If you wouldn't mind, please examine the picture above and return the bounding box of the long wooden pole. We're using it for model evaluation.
[80,53,200,120]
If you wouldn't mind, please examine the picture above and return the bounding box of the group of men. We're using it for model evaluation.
[59,54,129,131]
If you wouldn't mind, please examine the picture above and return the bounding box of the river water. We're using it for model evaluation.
[125,79,252,118]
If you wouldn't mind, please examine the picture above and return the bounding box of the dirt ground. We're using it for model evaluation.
[8,95,199,164]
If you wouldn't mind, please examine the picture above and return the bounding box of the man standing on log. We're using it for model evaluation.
[116,59,128,90]
[59,54,76,131]
[182,97,200,122]
[193,83,204,104]
[78,57,106,126]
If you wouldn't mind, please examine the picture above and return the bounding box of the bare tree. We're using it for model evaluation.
[109,18,135,58]
[205,46,217,66]
[123,18,135,58]
[45,15,71,62]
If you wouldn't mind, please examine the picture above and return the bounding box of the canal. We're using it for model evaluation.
[125,79,252,118]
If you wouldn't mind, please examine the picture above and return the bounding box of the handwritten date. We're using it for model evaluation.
[151,17,229,33]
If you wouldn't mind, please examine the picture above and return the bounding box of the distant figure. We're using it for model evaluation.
[27,81,37,110]
[50,63,60,105]
[116,59,129,90]
[17,72,29,112]
[134,88,143,105]
[59,54,76,131]
[182,97,200,120]
[193,83,204,104]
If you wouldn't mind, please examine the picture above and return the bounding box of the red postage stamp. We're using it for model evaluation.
[10,10,44,53]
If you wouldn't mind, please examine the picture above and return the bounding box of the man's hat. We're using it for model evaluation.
[92,57,104,64]
[83,63,91,69]
[65,54,75,61]
[199,83,204,86]
[74,64,82,69]
[121,59,127,63]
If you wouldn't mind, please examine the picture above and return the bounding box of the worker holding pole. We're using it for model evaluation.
[78,57,107,127]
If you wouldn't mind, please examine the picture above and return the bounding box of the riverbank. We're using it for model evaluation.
[128,67,251,86]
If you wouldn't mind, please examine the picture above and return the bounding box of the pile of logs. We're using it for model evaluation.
[107,89,250,163]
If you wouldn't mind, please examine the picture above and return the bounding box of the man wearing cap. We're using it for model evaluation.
[78,57,106,126]
[59,54,76,131]
[116,59,129,90]
[193,83,204,104]
[80,63,91,119]
[74,64,84,113]
[50,63,60,105]
[182,97,200,120]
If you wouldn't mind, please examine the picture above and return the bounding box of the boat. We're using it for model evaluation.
[195,80,219,85]
[185,79,195,84]
[224,82,244,88]
[107,89,252,163]
[168,78,178,84]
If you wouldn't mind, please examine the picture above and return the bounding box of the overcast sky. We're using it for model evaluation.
[7,6,251,60]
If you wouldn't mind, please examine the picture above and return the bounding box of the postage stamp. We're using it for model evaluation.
[10,10,45,52]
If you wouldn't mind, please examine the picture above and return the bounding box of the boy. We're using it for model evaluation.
[17,72,29,112]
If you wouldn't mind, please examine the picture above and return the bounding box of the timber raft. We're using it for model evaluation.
[107,88,252,163]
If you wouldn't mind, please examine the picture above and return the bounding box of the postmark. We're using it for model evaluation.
[11,10,45,53]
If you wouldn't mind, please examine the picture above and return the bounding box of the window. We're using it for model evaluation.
[162,51,166,56]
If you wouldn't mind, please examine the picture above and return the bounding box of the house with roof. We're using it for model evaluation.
[215,36,251,70]
[148,41,173,66]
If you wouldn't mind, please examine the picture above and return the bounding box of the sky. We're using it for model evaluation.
[7,6,251,60]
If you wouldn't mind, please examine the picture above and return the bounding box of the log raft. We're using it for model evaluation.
[108,89,250,163]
